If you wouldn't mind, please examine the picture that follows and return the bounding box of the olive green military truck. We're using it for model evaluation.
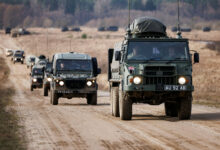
[108,17,199,120]
[50,52,101,105]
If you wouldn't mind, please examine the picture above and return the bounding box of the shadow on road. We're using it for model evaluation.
[132,114,179,122]
[59,103,110,106]
[191,112,220,121]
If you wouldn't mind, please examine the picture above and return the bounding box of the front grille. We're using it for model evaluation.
[145,66,175,76]
[65,80,86,89]
[144,66,176,85]
[145,77,176,85]
[37,78,43,83]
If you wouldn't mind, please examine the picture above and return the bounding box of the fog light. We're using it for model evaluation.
[178,77,186,85]
[87,81,92,86]
[59,81,64,86]
[133,76,142,85]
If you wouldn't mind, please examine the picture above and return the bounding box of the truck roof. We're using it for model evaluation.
[54,52,92,60]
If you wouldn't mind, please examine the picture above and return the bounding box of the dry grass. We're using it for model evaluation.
[11,28,220,105]
[0,57,26,149]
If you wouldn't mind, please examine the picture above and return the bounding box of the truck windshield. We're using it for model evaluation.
[56,60,92,72]
[45,63,52,72]
[15,53,22,57]
[32,68,43,75]
[127,41,189,61]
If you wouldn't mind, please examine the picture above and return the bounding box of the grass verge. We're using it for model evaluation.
[0,57,26,150]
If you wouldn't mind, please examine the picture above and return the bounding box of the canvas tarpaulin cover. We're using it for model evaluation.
[130,17,166,36]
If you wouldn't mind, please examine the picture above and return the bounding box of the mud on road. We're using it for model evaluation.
[1,34,220,150]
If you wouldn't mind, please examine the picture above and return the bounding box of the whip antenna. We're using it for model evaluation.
[177,0,182,38]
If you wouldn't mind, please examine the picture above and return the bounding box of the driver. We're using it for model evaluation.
[128,45,143,59]
[60,63,65,69]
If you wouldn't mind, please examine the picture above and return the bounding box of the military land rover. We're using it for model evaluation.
[108,17,199,120]
[50,52,101,105]
[43,62,52,96]
[30,65,44,91]
[12,50,25,64]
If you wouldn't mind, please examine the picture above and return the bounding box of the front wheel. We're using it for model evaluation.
[50,90,58,105]
[178,94,192,120]
[119,90,132,120]
[165,102,178,117]
[111,87,119,117]
[30,85,33,91]
[87,93,97,105]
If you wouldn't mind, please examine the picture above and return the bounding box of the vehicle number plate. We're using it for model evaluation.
[164,85,187,91]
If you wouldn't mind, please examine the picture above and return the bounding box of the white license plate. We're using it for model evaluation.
[164,85,187,91]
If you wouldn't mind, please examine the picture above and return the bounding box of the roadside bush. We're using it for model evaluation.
[81,33,87,39]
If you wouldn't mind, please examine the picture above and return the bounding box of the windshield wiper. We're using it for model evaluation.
[166,57,186,64]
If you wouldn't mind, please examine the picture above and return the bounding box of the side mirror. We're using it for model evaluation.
[194,52,199,63]
[97,68,101,74]
[115,51,121,61]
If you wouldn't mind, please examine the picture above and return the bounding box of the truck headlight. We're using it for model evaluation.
[59,81,64,86]
[47,77,52,82]
[33,78,37,82]
[178,77,186,85]
[87,81,92,86]
[133,76,142,85]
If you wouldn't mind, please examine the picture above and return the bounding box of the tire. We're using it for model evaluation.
[50,90,58,105]
[165,102,178,117]
[110,87,113,116]
[178,94,192,120]
[87,93,97,105]
[111,87,119,117]
[43,84,48,96]
[13,61,15,64]
[30,85,33,91]
[119,88,132,120]
[21,61,24,64]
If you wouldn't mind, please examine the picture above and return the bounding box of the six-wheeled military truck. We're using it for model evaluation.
[12,50,25,64]
[50,52,101,105]
[30,66,44,91]
[43,62,52,96]
[108,17,199,120]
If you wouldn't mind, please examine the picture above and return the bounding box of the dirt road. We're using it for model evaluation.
[1,34,220,150]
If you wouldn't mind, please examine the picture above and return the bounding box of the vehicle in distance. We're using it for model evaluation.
[107,26,118,32]
[43,62,52,96]
[50,52,101,105]
[26,56,36,69]
[12,50,25,64]
[5,27,11,34]
[108,17,199,120]
[5,49,14,57]
[30,66,44,91]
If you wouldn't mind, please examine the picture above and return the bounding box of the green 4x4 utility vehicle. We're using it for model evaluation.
[50,52,101,105]
[30,65,44,91]
[108,17,199,120]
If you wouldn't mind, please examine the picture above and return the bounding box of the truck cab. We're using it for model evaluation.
[108,17,199,120]
[30,66,44,91]
[50,52,101,105]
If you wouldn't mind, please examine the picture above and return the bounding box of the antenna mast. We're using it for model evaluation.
[177,0,182,38]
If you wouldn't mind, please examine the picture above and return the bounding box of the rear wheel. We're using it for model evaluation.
[50,90,58,105]
[165,102,178,117]
[43,84,48,96]
[119,88,132,120]
[111,87,119,117]
[30,85,33,91]
[87,93,97,105]
[178,94,192,120]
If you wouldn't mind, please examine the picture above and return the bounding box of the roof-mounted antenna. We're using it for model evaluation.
[177,0,182,39]
[126,0,132,39]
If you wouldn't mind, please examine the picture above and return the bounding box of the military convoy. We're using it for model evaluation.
[108,17,199,120]
[49,52,101,105]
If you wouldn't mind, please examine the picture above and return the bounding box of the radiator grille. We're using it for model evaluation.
[145,77,176,85]
[65,80,86,89]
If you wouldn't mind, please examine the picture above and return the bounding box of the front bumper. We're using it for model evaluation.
[54,87,97,94]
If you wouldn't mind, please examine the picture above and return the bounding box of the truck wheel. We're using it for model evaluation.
[110,87,113,116]
[51,90,58,105]
[30,85,33,91]
[87,93,97,105]
[21,61,24,64]
[119,90,132,120]
[165,102,178,117]
[178,94,192,120]
[112,87,119,117]
[13,61,15,64]
[43,84,48,96]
